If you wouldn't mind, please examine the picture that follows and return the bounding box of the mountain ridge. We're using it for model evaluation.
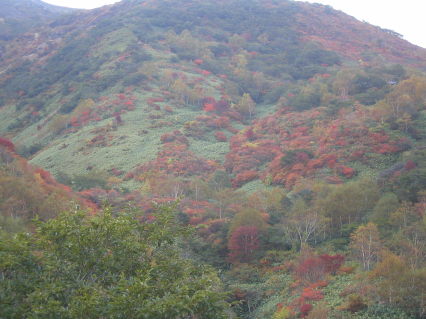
[0,0,77,40]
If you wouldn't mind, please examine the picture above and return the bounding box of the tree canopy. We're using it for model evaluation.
[0,204,230,319]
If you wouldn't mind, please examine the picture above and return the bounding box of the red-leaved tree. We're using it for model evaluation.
[228,226,260,263]
[295,253,344,283]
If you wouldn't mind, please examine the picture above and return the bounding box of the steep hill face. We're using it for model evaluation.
[0,138,94,228]
[0,0,425,194]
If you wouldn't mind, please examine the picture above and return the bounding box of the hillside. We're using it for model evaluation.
[1,0,425,188]
[0,138,95,229]
[0,0,76,40]
[0,0,426,318]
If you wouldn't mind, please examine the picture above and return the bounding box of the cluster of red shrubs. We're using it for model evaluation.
[300,303,313,317]
[129,138,217,178]
[201,97,231,114]
[146,97,165,111]
[282,253,344,318]
[295,254,345,283]
[214,131,227,142]
[232,170,258,187]
[224,107,407,188]
[67,93,136,130]
[160,130,188,144]
[0,137,15,152]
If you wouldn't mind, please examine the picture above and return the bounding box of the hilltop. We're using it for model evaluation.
[0,0,76,40]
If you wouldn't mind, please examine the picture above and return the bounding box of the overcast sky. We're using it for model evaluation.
[42,0,426,48]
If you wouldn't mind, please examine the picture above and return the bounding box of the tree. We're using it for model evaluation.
[294,248,344,283]
[229,207,267,235]
[332,69,355,99]
[210,187,242,220]
[370,192,399,233]
[234,93,256,119]
[370,251,426,318]
[0,205,229,319]
[350,223,382,271]
[228,226,260,263]
[283,199,327,249]
[316,179,379,233]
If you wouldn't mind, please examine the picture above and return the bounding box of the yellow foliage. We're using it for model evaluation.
[272,306,290,319]
[243,142,259,148]
[72,98,95,117]
[48,114,70,134]
[107,176,122,186]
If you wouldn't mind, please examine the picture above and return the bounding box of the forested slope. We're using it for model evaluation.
[0,0,425,318]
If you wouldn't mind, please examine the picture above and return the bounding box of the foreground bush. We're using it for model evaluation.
[0,204,229,319]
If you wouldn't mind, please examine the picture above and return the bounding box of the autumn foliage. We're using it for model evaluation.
[228,226,260,263]
[295,253,345,283]
[0,138,15,152]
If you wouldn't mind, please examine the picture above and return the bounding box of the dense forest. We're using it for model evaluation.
[0,0,425,318]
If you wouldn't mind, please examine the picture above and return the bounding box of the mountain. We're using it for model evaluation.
[0,0,77,40]
[0,0,73,19]
[1,1,426,318]
[1,0,425,191]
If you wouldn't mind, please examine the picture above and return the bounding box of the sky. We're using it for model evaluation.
[41,0,426,48]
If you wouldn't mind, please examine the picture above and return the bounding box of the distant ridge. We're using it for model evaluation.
[0,0,77,39]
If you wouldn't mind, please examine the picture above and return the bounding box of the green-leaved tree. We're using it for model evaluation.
[0,204,230,319]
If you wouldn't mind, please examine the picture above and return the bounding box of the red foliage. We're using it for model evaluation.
[193,59,204,65]
[319,254,345,274]
[300,304,313,317]
[189,217,203,225]
[215,131,227,142]
[301,288,324,301]
[164,106,174,113]
[295,254,344,283]
[370,132,389,143]
[285,172,302,188]
[130,139,216,178]
[228,226,260,263]
[245,128,255,141]
[160,132,176,144]
[215,99,230,113]
[337,165,355,178]
[227,126,240,134]
[213,116,230,129]
[349,150,365,161]
[404,160,416,170]
[0,137,15,152]
[232,170,258,187]
[34,168,57,186]
[375,143,400,154]
[70,117,80,127]
[203,103,216,112]
[160,131,188,145]
[306,158,324,169]
[124,100,135,109]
